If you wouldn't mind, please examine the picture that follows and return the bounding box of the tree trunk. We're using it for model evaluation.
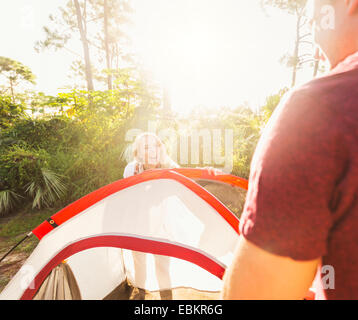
[104,0,113,90]
[73,0,94,91]
[313,59,319,77]
[291,14,301,88]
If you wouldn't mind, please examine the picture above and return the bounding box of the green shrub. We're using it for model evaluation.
[0,95,25,129]
[0,146,67,213]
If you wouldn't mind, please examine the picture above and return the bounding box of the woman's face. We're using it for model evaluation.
[136,135,161,168]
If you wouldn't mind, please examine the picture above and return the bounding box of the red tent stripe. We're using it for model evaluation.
[32,169,245,240]
[20,235,226,300]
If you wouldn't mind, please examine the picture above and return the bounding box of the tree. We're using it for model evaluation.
[0,95,25,129]
[35,0,95,90]
[35,0,133,91]
[0,57,36,103]
[104,0,112,90]
[261,0,316,87]
[82,0,134,90]
[73,0,95,91]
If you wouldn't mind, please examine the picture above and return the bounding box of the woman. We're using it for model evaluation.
[123,132,178,299]
[123,132,179,178]
[123,131,221,178]
[122,132,221,299]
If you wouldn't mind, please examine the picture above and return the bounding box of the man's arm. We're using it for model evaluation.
[221,235,320,300]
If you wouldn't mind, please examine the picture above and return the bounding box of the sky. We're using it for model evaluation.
[0,0,318,114]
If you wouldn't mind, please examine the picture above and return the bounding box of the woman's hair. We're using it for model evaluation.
[132,132,178,169]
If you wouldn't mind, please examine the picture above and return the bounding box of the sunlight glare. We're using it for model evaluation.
[128,0,297,115]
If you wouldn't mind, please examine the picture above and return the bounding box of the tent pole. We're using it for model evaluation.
[0,232,32,264]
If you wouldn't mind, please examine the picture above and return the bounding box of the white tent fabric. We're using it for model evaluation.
[0,174,241,300]
[65,248,223,300]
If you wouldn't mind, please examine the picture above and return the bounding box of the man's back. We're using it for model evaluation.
[239,52,358,299]
[311,56,358,299]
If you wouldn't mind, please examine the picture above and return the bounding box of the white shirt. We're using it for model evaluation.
[123,159,179,178]
[123,161,140,178]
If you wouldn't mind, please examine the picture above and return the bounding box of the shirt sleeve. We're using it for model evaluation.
[123,161,135,178]
[239,88,347,261]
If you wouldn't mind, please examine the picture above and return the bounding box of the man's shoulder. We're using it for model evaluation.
[261,74,350,147]
[290,68,358,112]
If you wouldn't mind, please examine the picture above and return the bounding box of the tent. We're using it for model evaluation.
[0,168,248,300]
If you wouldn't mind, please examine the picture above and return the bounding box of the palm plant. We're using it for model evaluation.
[25,168,67,209]
[0,190,22,215]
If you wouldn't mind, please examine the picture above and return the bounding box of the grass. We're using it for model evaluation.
[0,206,61,294]
[0,277,9,291]
[0,208,54,238]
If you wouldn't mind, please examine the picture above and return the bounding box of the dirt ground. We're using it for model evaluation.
[0,208,49,294]
[0,250,30,293]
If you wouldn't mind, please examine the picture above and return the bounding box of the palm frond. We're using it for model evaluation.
[41,168,67,199]
[25,168,67,209]
[0,190,22,215]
